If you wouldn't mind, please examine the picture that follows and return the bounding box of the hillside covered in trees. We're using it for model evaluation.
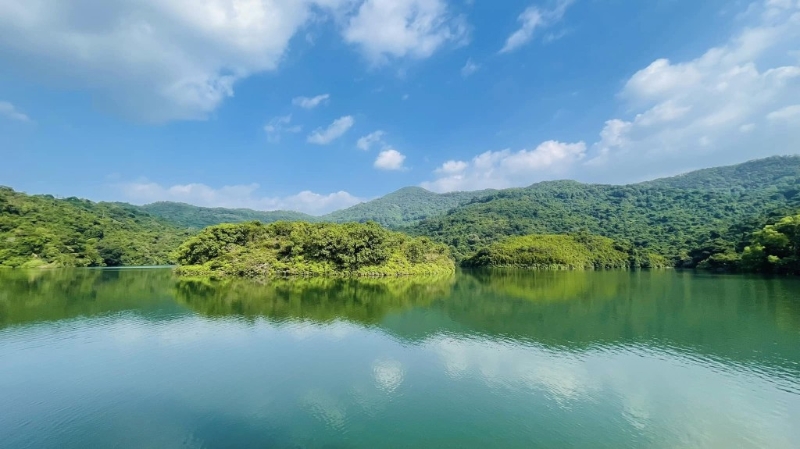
[323,186,493,228]
[174,221,454,279]
[140,201,316,229]
[2,156,799,272]
[0,187,188,268]
[408,156,800,262]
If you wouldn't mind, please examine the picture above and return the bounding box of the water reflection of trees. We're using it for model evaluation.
[427,270,800,372]
[0,269,176,328]
[2,268,799,373]
[174,276,455,325]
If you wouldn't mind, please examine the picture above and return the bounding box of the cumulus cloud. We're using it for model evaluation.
[307,115,355,144]
[500,0,574,54]
[343,0,469,64]
[118,180,363,215]
[0,0,361,122]
[374,149,407,170]
[422,141,585,192]
[426,0,800,191]
[0,101,31,122]
[461,58,480,77]
[356,130,386,150]
[264,115,302,143]
[293,94,331,109]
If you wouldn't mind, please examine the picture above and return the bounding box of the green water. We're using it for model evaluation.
[1,269,799,448]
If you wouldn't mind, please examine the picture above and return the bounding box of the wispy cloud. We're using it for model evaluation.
[356,130,386,151]
[308,116,355,145]
[461,58,480,77]
[264,115,302,143]
[0,101,31,122]
[500,0,574,54]
[292,94,330,109]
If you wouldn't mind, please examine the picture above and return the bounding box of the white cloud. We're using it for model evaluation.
[0,0,353,122]
[461,58,480,77]
[118,180,363,215]
[264,114,302,143]
[356,130,386,150]
[0,101,31,122]
[292,94,331,109]
[422,141,585,192]
[583,0,800,178]
[343,0,469,64]
[435,160,468,174]
[307,115,355,145]
[767,104,800,121]
[426,0,800,191]
[500,0,573,54]
[374,149,406,170]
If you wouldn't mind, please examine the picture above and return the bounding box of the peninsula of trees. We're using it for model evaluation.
[173,221,455,279]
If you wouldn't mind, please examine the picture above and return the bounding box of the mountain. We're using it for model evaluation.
[0,187,188,268]
[140,201,317,229]
[323,186,495,228]
[407,157,800,261]
[641,155,800,191]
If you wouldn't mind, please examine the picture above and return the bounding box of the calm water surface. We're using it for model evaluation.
[1,268,799,448]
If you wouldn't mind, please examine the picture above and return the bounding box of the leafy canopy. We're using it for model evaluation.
[174,221,455,279]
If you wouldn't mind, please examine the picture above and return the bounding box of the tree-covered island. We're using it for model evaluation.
[173,221,455,280]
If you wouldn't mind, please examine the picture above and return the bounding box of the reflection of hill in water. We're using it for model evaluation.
[401,270,800,373]
[0,269,180,328]
[2,268,799,374]
[174,276,455,325]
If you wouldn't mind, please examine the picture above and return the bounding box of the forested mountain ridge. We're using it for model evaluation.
[407,157,800,261]
[3,156,800,270]
[322,186,495,228]
[640,155,800,191]
[0,187,188,268]
[140,201,317,229]
[135,187,494,229]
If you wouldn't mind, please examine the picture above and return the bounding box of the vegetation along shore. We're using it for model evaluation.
[2,156,799,277]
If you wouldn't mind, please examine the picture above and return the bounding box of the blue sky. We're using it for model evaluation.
[1,0,799,214]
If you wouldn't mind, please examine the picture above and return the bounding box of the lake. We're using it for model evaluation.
[1,268,799,448]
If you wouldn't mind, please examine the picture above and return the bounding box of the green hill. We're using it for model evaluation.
[0,187,188,268]
[140,201,316,229]
[641,156,800,191]
[408,157,800,261]
[323,186,494,228]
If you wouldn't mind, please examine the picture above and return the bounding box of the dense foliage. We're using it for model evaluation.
[463,234,669,270]
[697,214,800,274]
[323,186,493,227]
[174,221,455,279]
[141,201,316,229]
[408,157,800,262]
[0,187,188,268]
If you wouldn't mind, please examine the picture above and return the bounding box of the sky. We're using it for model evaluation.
[1,0,799,215]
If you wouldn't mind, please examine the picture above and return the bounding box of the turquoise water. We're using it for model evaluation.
[1,268,799,448]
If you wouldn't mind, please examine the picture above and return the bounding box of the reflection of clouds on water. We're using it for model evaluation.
[372,359,404,393]
[427,337,800,448]
[431,337,594,404]
[283,320,356,341]
[302,389,347,430]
